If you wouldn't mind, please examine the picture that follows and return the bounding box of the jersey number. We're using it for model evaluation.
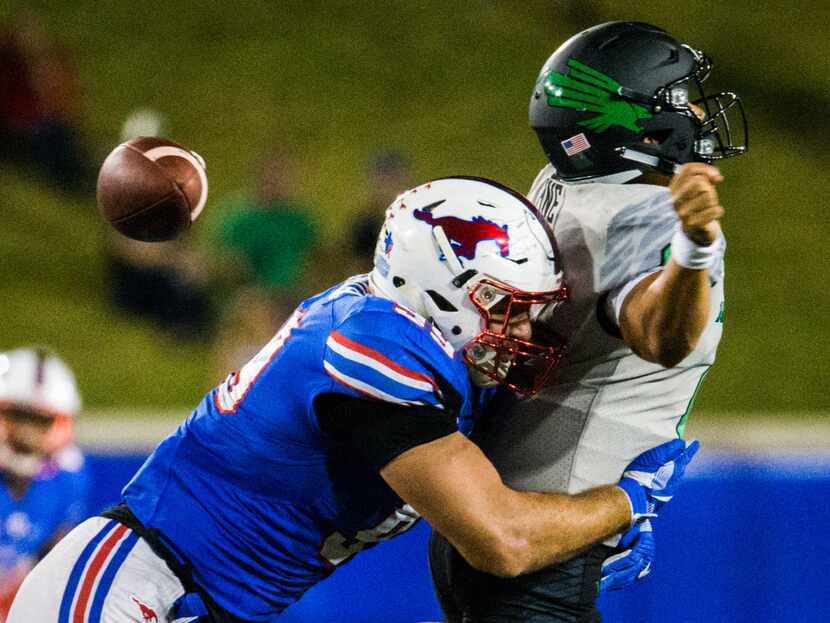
[214,310,304,414]
[319,504,420,566]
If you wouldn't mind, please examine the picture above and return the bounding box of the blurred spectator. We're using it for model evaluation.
[0,11,93,193]
[107,236,215,341]
[105,109,214,341]
[0,348,89,620]
[214,150,319,306]
[350,150,413,266]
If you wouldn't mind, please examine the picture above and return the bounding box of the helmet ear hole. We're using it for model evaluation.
[642,130,671,145]
[425,290,458,312]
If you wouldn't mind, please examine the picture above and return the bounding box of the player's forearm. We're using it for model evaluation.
[382,434,631,578]
[622,262,710,367]
[488,484,631,576]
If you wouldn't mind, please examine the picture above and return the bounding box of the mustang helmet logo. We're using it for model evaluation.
[413,209,509,260]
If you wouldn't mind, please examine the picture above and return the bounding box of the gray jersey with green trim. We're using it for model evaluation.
[476,164,725,498]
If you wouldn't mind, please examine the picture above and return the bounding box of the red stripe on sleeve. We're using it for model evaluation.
[329,331,438,391]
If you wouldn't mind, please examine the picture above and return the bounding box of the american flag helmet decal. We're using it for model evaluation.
[561,133,591,156]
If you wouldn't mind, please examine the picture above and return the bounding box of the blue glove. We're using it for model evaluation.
[599,519,655,592]
[617,438,700,520]
[603,440,698,593]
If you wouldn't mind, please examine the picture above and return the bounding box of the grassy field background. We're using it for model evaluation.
[1,1,828,414]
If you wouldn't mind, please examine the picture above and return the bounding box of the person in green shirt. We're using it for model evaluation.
[216,150,319,298]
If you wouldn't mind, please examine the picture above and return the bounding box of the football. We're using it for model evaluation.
[96,137,208,242]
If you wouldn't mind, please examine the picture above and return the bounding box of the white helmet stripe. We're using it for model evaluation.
[432,226,465,275]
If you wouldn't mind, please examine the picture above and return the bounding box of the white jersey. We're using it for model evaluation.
[477,164,725,497]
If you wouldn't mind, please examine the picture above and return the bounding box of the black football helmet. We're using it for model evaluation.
[529,22,747,181]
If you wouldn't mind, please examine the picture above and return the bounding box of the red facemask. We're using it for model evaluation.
[462,278,568,395]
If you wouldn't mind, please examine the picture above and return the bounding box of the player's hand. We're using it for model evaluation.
[617,438,700,520]
[599,519,655,592]
[669,163,724,245]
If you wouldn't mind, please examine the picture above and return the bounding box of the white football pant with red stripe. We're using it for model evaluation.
[8,517,194,623]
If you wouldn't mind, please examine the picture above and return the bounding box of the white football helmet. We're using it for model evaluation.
[369,176,567,394]
[0,348,81,477]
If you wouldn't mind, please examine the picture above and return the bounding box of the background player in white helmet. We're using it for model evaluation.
[430,22,747,623]
[0,348,89,620]
[9,177,696,622]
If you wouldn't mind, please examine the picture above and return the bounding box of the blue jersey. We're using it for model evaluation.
[0,448,89,583]
[123,276,479,620]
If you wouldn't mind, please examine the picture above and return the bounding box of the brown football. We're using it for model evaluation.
[96,136,208,242]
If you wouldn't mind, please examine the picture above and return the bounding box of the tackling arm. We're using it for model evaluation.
[619,163,725,367]
[381,432,631,577]
[320,393,696,580]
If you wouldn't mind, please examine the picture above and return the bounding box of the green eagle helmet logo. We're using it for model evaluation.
[541,59,653,134]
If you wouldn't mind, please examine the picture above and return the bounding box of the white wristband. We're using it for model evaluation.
[669,224,725,270]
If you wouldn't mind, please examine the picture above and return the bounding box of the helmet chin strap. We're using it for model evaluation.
[573,169,644,185]
[619,147,681,176]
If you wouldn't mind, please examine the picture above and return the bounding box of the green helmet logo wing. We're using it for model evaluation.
[541,59,652,133]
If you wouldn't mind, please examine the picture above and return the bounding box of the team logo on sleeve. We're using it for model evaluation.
[541,58,652,133]
[130,595,158,622]
[414,208,509,260]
